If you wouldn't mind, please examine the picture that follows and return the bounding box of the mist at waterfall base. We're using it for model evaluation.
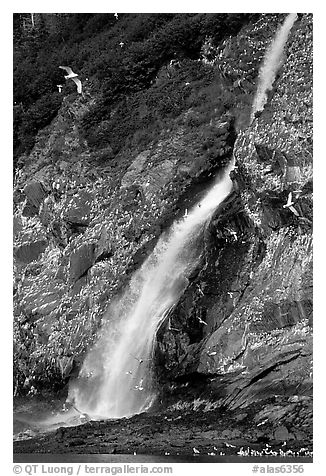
[66,163,234,420]
[251,13,297,122]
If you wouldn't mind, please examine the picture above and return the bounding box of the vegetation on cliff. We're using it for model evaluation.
[14,13,258,163]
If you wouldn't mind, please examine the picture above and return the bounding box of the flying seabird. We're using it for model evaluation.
[283,192,299,216]
[114,13,118,20]
[197,316,207,326]
[193,447,200,454]
[59,66,83,94]
[184,209,188,218]
[57,84,63,93]
[119,42,125,48]
[129,353,147,364]
[197,284,204,296]
[225,442,236,448]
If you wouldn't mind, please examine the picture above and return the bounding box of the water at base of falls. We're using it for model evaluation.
[68,162,234,420]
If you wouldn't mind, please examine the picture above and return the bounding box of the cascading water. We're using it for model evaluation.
[250,13,297,122]
[68,162,234,419]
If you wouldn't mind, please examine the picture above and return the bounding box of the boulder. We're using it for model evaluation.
[13,215,23,237]
[121,151,151,188]
[63,189,94,226]
[20,287,62,316]
[273,425,290,441]
[220,429,233,439]
[69,242,96,282]
[14,240,48,264]
[95,226,114,261]
[24,180,48,210]
[22,201,39,217]
[285,165,301,184]
[293,430,307,441]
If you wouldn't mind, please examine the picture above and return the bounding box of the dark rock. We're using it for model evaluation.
[69,243,96,282]
[13,216,23,236]
[71,275,88,295]
[55,427,66,441]
[221,429,233,439]
[273,425,290,441]
[24,180,48,210]
[64,190,94,226]
[254,144,287,176]
[68,438,86,447]
[234,412,248,422]
[14,240,48,264]
[253,429,267,441]
[55,265,66,281]
[95,227,113,262]
[293,430,307,441]
[22,201,39,217]
[256,435,270,444]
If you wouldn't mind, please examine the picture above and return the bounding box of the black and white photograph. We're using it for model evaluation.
[11,6,314,472]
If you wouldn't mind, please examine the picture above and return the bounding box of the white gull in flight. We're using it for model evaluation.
[59,66,82,94]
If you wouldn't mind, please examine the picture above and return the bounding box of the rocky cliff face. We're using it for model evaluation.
[13,13,312,440]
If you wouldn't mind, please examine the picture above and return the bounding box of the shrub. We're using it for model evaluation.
[17,93,62,155]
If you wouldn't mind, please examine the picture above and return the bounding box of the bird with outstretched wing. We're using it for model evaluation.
[283,192,299,217]
[59,66,82,94]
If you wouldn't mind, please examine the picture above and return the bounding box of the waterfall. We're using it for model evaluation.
[251,13,297,122]
[68,162,234,419]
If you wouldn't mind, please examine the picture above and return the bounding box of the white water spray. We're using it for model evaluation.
[251,13,297,122]
[68,163,234,419]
